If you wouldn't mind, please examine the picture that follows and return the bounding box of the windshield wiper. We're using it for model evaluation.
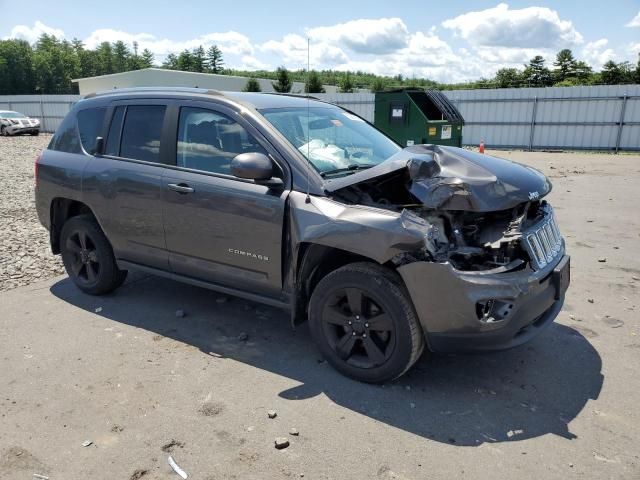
[320,164,373,178]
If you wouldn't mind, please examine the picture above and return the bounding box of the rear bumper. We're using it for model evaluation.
[398,254,570,353]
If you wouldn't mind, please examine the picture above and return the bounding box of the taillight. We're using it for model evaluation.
[35,151,42,187]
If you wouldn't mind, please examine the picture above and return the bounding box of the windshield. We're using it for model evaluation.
[260,106,401,176]
[1,111,27,119]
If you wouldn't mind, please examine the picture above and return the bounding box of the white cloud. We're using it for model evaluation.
[4,21,65,43]
[83,29,253,57]
[442,3,583,49]
[260,34,348,68]
[306,18,409,54]
[626,11,640,27]
[581,39,617,69]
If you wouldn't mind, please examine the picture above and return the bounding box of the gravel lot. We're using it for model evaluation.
[1,141,639,479]
[0,134,65,291]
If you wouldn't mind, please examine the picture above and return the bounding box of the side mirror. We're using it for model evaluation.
[231,152,282,186]
[92,136,104,156]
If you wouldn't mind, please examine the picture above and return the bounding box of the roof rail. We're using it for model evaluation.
[84,86,223,99]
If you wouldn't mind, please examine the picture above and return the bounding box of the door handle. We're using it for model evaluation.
[168,183,194,194]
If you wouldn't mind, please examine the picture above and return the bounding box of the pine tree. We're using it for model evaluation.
[522,55,552,87]
[95,41,114,75]
[272,66,292,92]
[112,40,130,73]
[128,41,142,70]
[339,72,354,93]
[243,77,262,92]
[305,70,325,93]
[553,49,577,82]
[192,45,205,73]
[140,49,155,68]
[206,45,224,73]
[162,53,178,70]
[176,49,193,71]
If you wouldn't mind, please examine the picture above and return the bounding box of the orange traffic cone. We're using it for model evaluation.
[479,140,485,154]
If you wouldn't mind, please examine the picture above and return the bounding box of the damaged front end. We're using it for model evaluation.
[321,145,569,352]
[325,144,559,274]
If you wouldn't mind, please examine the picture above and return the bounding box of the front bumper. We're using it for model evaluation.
[398,254,570,353]
[5,124,40,135]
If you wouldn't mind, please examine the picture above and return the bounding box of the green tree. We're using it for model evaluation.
[206,45,224,73]
[140,49,155,68]
[242,77,262,92]
[95,42,114,75]
[112,40,130,73]
[162,53,179,69]
[370,77,387,92]
[573,61,593,83]
[0,39,35,94]
[272,66,292,92]
[601,60,622,84]
[338,72,354,92]
[176,49,193,71]
[304,70,325,93]
[192,45,206,73]
[522,55,552,87]
[553,49,577,82]
[635,53,640,84]
[494,67,522,88]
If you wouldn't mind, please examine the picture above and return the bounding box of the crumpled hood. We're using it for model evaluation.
[324,145,552,212]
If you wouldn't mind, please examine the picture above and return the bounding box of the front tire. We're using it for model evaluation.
[308,262,424,383]
[0,126,9,136]
[60,214,127,295]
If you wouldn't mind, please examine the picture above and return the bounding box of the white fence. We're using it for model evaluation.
[0,94,80,133]
[2,85,640,151]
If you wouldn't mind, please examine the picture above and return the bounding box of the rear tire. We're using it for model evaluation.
[60,214,127,295]
[31,131,39,136]
[308,262,424,383]
[0,126,8,136]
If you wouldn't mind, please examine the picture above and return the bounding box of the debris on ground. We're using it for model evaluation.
[175,309,185,318]
[168,456,188,479]
[274,437,290,449]
[129,469,148,480]
[237,332,249,341]
[267,410,277,419]
[94,307,103,313]
[161,439,185,453]
[289,427,299,436]
[598,257,607,263]
[588,298,595,303]
[507,429,524,438]
[81,440,93,447]
[111,424,124,433]
[199,401,225,416]
[33,474,49,480]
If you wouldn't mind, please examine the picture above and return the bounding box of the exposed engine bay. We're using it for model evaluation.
[325,145,560,272]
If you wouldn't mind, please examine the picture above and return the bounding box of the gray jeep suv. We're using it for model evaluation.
[35,88,570,383]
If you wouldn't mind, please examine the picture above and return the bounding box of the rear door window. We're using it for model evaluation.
[77,107,106,154]
[119,105,166,163]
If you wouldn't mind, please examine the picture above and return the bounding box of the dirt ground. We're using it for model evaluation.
[1,145,639,479]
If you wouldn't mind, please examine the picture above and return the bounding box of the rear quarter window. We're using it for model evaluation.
[77,107,106,154]
[49,113,81,154]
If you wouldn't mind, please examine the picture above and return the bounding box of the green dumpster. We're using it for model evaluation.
[374,88,464,147]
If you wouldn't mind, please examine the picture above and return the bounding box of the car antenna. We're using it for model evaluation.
[305,36,311,204]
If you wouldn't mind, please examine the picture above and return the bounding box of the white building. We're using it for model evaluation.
[72,68,338,95]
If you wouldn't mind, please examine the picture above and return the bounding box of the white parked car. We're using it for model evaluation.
[0,110,40,136]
